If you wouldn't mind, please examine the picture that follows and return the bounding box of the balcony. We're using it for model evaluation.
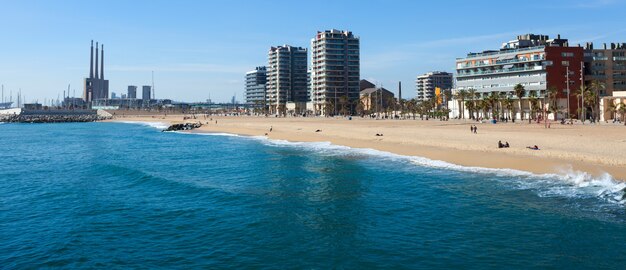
[586,75,606,80]
[456,56,545,70]
[456,66,544,77]
[458,46,545,60]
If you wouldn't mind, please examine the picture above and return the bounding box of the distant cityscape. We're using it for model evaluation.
[1,31,625,121]
[243,31,626,120]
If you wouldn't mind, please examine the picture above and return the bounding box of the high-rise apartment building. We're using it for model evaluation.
[127,85,137,99]
[416,72,453,101]
[142,85,151,102]
[455,34,583,118]
[266,45,308,114]
[310,29,360,115]
[584,42,626,96]
[245,66,267,105]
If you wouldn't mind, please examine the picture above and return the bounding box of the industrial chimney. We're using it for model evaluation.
[95,42,99,80]
[90,40,94,79]
[100,44,104,79]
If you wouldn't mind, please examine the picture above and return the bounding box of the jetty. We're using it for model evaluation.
[0,108,112,123]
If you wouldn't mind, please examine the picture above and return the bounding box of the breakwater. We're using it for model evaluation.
[0,109,112,123]
[163,122,202,131]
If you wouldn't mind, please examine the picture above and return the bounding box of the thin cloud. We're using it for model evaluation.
[575,0,619,8]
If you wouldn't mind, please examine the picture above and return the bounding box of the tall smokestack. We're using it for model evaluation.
[95,42,99,80]
[398,81,402,101]
[100,44,104,79]
[90,40,94,79]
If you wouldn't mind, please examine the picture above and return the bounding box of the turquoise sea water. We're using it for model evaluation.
[1,122,626,269]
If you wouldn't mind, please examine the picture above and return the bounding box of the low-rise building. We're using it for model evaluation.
[453,34,584,120]
[359,87,395,112]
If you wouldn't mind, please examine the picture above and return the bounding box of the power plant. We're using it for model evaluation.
[83,40,109,104]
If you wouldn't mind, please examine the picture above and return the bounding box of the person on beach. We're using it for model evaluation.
[526,145,540,150]
[505,142,510,148]
[498,141,504,148]
[270,126,273,132]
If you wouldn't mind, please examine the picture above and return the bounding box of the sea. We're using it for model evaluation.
[1,121,626,269]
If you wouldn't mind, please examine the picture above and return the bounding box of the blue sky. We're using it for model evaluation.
[1,0,626,103]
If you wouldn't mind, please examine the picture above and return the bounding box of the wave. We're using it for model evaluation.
[118,121,169,130]
[188,131,626,206]
[178,132,241,137]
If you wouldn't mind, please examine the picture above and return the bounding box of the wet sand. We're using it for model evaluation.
[109,115,626,181]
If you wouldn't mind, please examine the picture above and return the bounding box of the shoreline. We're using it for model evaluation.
[107,115,626,181]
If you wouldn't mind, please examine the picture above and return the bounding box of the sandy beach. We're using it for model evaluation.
[109,114,626,181]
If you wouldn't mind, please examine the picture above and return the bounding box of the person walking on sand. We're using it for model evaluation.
[269,126,273,132]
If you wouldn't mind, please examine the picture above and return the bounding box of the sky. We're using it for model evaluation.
[1,0,626,103]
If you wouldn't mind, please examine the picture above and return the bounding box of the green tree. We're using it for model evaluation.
[546,86,559,120]
[513,84,525,120]
[338,95,349,116]
[590,80,605,121]
[618,103,626,125]
[454,90,468,119]
[576,84,589,122]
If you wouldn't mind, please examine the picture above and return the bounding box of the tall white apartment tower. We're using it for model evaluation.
[311,29,360,115]
[267,45,308,115]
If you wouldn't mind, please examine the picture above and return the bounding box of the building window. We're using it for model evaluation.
[561,52,574,57]
[562,61,570,66]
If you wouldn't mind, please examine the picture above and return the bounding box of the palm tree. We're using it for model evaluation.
[590,80,605,121]
[407,98,418,120]
[468,89,477,119]
[619,103,626,125]
[513,84,525,121]
[487,92,499,119]
[338,95,349,116]
[546,86,559,120]
[324,99,335,117]
[398,98,406,119]
[355,98,366,117]
[528,91,538,121]
[607,101,618,121]
[504,96,514,120]
[454,89,468,119]
[576,84,589,122]
[584,89,598,123]
[465,100,475,120]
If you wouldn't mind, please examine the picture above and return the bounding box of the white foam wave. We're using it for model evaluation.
[118,121,169,130]
[183,131,626,206]
[188,132,241,137]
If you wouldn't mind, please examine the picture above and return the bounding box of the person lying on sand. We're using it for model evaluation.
[315,129,322,132]
[376,133,383,137]
[526,145,540,150]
